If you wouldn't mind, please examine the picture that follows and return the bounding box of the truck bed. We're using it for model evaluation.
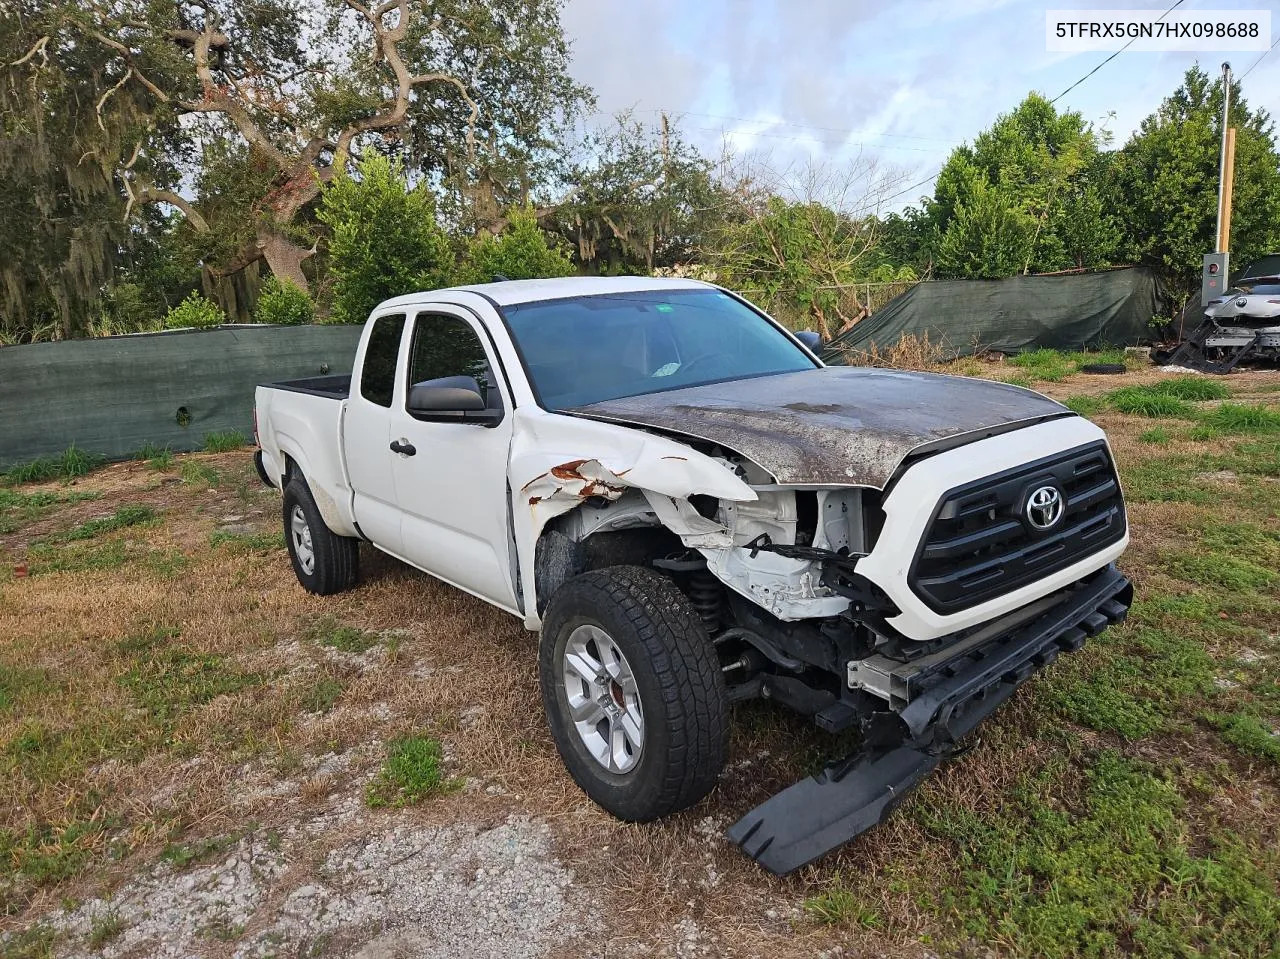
[262,374,351,399]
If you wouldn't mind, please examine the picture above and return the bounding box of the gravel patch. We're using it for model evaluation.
[30,816,593,959]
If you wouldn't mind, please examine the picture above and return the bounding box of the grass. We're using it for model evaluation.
[1063,395,1104,417]
[917,751,1280,958]
[180,460,220,487]
[2,447,106,486]
[87,910,125,948]
[1104,386,1195,418]
[202,430,247,453]
[60,505,157,542]
[365,736,456,808]
[0,489,98,534]
[134,442,174,471]
[209,529,284,553]
[1199,403,1280,435]
[1210,713,1280,764]
[3,393,1280,956]
[119,647,262,728]
[306,616,380,654]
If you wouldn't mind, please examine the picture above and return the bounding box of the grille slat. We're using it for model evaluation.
[909,443,1126,614]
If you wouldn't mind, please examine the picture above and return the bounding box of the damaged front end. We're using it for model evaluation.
[511,405,1131,875]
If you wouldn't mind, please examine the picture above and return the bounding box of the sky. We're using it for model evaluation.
[559,0,1280,211]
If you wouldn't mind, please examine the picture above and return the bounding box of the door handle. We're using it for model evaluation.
[389,439,416,456]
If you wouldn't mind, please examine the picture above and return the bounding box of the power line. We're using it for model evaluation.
[687,124,941,153]
[1238,35,1280,81]
[586,107,958,145]
[1049,0,1186,104]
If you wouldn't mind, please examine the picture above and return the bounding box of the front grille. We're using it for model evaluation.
[909,442,1126,614]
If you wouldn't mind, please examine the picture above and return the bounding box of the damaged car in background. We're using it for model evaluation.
[253,277,1131,874]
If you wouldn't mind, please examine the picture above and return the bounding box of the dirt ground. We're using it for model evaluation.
[2,360,1278,959]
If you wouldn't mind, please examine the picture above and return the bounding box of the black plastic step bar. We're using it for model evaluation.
[726,566,1132,876]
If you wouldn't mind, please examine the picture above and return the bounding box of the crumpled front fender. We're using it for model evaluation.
[509,407,757,628]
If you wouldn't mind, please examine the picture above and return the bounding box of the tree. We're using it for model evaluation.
[706,159,907,337]
[1111,65,1280,291]
[919,94,1119,279]
[3,0,589,335]
[935,178,1035,279]
[317,154,454,324]
[463,205,574,282]
[551,113,719,274]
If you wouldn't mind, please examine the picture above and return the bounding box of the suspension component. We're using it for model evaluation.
[689,567,724,632]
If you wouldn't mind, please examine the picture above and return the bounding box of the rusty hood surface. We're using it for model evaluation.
[566,366,1071,488]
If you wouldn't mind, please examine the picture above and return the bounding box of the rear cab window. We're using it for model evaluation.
[359,313,407,407]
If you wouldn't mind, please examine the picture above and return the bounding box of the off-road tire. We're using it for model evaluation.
[540,565,728,821]
[282,477,359,595]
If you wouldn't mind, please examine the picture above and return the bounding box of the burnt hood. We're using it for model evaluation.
[566,366,1071,489]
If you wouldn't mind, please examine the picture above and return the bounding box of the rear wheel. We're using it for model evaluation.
[282,477,359,595]
[539,566,728,821]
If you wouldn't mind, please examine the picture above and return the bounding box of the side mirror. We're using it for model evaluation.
[796,330,822,352]
[407,375,503,426]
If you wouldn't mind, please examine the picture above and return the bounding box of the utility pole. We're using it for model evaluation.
[1214,62,1232,253]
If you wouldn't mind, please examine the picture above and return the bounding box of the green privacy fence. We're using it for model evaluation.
[0,325,363,470]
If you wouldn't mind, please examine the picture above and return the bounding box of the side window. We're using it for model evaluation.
[407,313,496,404]
[360,313,406,407]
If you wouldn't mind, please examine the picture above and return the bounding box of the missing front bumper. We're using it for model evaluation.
[726,565,1132,875]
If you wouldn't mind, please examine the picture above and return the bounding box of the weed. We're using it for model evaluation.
[1105,386,1195,418]
[61,505,157,542]
[119,649,261,727]
[365,735,456,808]
[1138,427,1170,444]
[1063,395,1105,417]
[306,616,379,654]
[160,834,237,869]
[180,460,220,487]
[0,667,58,712]
[0,926,55,958]
[1170,553,1276,593]
[1149,376,1230,401]
[87,910,125,948]
[1199,403,1280,435]
[1209,713,1280,763]
[2,446,106,486]
[920,751,1280,958]
[804,874,884,927]
[1010,348,1075,382]
[0,815,111,890]
[202,430,247,453]
[138,442,175,471]
[0,489,98,534]
[26,539,131,576]
[300,677,343,714]
[209,529,284,552]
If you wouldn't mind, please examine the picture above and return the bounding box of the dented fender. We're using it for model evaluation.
[509,406,757,628]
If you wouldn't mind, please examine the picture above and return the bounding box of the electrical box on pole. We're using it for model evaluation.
[1202,252,1229,306]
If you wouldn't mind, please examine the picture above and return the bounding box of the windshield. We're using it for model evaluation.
[1237,280,1280,296]
[501,288,818,409]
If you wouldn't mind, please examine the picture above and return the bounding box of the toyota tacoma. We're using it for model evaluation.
[253,277,1131,874]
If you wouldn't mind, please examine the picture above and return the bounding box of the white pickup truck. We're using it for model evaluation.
[254,277,1131,873]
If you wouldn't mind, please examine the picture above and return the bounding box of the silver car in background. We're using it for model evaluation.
[1204,274,1280,359]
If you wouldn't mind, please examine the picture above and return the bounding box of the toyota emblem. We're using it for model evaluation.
[1026,485,1064,530]
[1236,296,1249,308]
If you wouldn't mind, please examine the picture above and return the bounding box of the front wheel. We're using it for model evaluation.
[539,566,728,822]
[282,477,359,595]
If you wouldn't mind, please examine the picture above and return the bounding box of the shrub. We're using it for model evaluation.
[463,205,575,283]
[163,292,223,330]
[254,277,314,326]
[318,155,455,325]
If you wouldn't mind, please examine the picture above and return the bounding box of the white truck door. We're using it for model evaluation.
[343,311,407,553]
[389,306,520,612]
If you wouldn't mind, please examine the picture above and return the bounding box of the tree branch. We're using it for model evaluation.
[10,35,50,67]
